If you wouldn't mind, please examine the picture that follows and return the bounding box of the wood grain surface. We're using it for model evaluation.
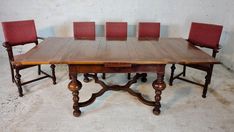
[13,37,219,66]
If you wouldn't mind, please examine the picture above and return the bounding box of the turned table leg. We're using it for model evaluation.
[68,73,82,117]
[152,72,166,115]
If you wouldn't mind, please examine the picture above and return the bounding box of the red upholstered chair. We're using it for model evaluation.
[73,22,95,40]
[73,21,97,82]
[138,22,160,40]
[169,22,223,98]
[2,20,56,97]
[102,22,128,79]
[105,22,127,40]
[128,22,161,80]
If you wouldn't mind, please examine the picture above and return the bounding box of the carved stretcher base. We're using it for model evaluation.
[68,72,166,117]
[81,73,154,107]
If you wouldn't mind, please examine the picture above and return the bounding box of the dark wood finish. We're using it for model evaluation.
[152,67,166,115]
[129,22,161,80]
[78,73,155,107]
[73,21,97,82]
[1,20,56,97]
[2,42,57,97]
[50,64,56,84]
[104,22,128,79]
[68,73,82,117]
[12,37,219,117]
[13,37,218,66]
[169,22,223,98]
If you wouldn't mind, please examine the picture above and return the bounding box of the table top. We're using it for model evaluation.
[13,37,219,66]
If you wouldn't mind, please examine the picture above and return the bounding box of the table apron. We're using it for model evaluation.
[68,64,166,74]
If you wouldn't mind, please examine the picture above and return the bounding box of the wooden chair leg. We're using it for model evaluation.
[10,64,15,83]
[141,73,147,82]
[102,73,106,79]
[15,69,23,97]
[202,73,210,98]
[202,70,213,98]
[169,64,176,86]
[128,73,131,80]
[208,64,214,84]
[50,64,56,84]
[69,73,72,80]
[183,65,186,77]
[83,73,90,83]
[38,65,41,75]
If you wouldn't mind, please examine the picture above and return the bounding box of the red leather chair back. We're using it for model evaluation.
[188,22,223,49]
[2,20,38,46]
[138,22,160,40]
[106,22,127,40]
[73,22,95,40]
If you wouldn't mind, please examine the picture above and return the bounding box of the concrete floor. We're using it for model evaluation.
[0,57,234,132]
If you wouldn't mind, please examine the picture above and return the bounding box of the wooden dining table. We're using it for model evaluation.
[13,37,219,117]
